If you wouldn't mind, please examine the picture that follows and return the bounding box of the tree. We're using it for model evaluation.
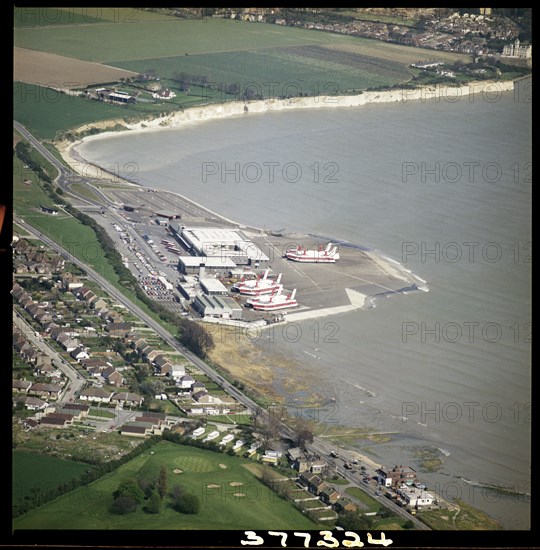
[337,510,371,530]
[138,477,154,498]
[145,491,162,514]
[259,410,281,447]
[113,478,144,505]
[292,417,314,449]
[403,519,415,529]
[170,484,184,500]
[174,493,200,514]
[110,495,138,515]
[178,318,214,358]
[156,465,168,499]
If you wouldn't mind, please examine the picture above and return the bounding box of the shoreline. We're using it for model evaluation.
[55,81,449,321]
[47,76,528,528]
[58,78,515,167]
[56,77,516,255]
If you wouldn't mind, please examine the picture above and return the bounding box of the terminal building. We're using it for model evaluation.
[172,226,269,272]
[177,256,236,276]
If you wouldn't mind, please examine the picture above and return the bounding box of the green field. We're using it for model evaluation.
[13,83,138,140]
[418,500,502,530]
[14,16,472,138]
[13,154,177,335]
[14,18,341,63]
[113,45,412,97]
[14,7,179,28]
[12,451,92,506]
[13,441,319,530]
[345,486,382,513]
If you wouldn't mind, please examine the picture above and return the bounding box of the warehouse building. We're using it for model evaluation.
[193,295,242,319]
[200,278,228,295]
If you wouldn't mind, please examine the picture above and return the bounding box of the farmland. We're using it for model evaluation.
[14,48,137,89]
[14,7,182,28]
[14,14,473,137]
[14,17,343,63]
[113,45,414,96]
[13,83,135,140]
[12,451,92,506]
[13,441,319,530]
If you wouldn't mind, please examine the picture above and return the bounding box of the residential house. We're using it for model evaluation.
[56,333,79,352]
[377,465,418,488]
[35,310,52,324]
[40,413,73,428]
[23,418,39,430]
[310,459,326,475]
[102,366,124,387]
[145,349,160,362]
[79,387,114,403]
[27,303,41,319]
[34,353,52,369]
[42,321,59,333]
[97,306,111,317]
[320,487,341,505]
[81,358,110,370]
[397,486,434,508]
[12,379,32,393]
[106,322,132,338]
[61,273,83,290]
[14,396,49,411]
[29,382,62,400]
[20,296,33,309]
[111,392,144,407]
[191,381,206,393]
[11,283,24,299]
[76,287,93,300]
[299,473,329,496]
[71,346,90,362]
[295,458,310,473]
[133,338,148,354]
[91,298,108,311]
[59,403,90,420]
[34,362,61,378]
[162,363,186,380]
[13,335,27,352]
[153,354,170,372]
[177,375,195,389]
[107,310,123,323]
[21,347,39,364]
[334,499,358,514]
[49,326,65,340]
[192,390,210,403]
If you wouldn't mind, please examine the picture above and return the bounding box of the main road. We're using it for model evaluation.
[14,122,430,530]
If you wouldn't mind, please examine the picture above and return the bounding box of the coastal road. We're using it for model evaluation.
[14,120,114,208]
[15,217,260,413]
[306,436,430,529]
[14,124,431,530]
